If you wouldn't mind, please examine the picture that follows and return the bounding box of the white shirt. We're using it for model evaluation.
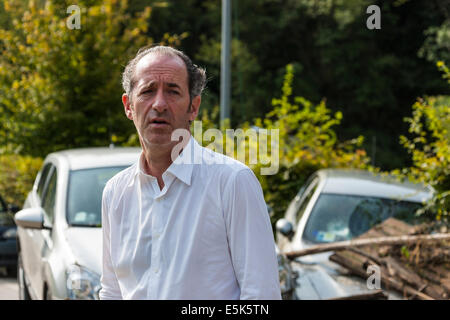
[99,136,281,300]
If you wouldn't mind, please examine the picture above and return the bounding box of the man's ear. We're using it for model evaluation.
[122,93,134,120]
[189,95,201,121]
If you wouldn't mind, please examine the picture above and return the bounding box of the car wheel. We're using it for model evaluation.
[17,254,31,300]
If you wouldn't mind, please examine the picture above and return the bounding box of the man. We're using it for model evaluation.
[99,45,281,300]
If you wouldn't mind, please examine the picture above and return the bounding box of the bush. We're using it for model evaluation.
[251,64,370,221]
[0,154,42,207]
[195,64,370,222]
[392,61,450,221]
[0,0,172,156]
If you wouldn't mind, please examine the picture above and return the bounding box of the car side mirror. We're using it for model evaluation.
[14,207,46,230]
[276,218,294,238]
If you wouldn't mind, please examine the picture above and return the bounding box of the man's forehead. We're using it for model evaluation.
[135,53,188,84]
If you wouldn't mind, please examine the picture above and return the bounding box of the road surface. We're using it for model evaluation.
[0,268,18,300]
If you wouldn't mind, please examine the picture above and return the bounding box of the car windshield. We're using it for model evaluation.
[67,166,127,227]
[303,193,429,244]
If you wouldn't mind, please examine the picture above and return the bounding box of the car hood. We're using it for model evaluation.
[64,227,102,276]
[290,252,402,300]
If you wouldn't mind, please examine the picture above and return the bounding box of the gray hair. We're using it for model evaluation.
[122,45,206,101]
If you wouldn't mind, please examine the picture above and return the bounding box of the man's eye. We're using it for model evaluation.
[169,90,180,95]
[141,89,154,95]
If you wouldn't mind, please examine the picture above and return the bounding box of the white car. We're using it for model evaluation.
[14,147,141,300]
[14,147,293,300]
[276,169,433,300]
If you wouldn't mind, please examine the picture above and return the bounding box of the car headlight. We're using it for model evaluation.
[66,265,101,300]
[2,228,17,239]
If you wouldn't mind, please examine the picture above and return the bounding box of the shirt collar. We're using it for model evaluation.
[166,136,199,186]
[134,135,200,186]
[135,153,155,180]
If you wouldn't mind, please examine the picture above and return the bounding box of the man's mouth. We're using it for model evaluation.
[149,118,170,127]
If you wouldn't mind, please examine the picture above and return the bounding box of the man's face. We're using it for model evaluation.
[122,53,200,148]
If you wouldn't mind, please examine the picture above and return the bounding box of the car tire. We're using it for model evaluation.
[17,254,31,300]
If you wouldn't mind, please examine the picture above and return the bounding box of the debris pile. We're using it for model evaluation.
[329,218,450,300]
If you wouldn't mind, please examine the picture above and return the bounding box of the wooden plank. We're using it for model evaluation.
[284,233,450,259]
[347,247,385,266]
[329,252,370,278]
[442,280,450,294]
[287,217,450,299]
[329,253,434,300]
[428,264,450,276]
[416,268,447,286]
[383,257,424,288]
[423,283,448,299]
[326,218,450,300]
[375,219,413,235]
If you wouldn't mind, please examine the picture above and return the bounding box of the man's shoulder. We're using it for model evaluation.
[193,146,261,194]
[198,145,252,176]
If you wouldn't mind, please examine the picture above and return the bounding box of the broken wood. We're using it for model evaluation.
[284,232,450,259]
[347,247,385,266]
[325,218,450,299]
[409,283,428,300]
[328,251,435,300]
[383,256,424,288]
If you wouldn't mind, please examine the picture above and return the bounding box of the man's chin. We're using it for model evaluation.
[142,134,175,147]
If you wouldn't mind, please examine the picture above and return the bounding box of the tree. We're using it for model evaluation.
[393,61,450,221]
[252,64,371,220]
[0,0,171,156]
[144,0,449,170]
[197,64,371,221]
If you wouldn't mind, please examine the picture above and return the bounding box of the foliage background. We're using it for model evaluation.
[391,62,450,221]
[0,0,448,221]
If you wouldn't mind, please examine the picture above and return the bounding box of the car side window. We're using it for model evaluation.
[36,163,52,200]
[41,168,57,224]
[295,178,319,224]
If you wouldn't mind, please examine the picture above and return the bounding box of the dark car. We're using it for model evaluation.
[0,194,20,277]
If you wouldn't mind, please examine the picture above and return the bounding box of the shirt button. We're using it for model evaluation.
[154,233,160,239]
[154,268,159,274]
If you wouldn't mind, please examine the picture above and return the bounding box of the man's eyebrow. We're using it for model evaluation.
[139,81,157,90]
[167,82,181,89]
[138,81,182,91]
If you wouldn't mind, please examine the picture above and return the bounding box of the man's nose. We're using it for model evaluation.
[152,89,168,113]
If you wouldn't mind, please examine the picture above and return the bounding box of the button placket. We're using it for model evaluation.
[151,198,162,276]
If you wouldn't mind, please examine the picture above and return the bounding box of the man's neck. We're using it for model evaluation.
[141,135,191,190]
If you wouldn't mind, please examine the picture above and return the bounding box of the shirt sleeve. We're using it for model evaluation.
[99,182,123,300]
[223,168,282,300]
